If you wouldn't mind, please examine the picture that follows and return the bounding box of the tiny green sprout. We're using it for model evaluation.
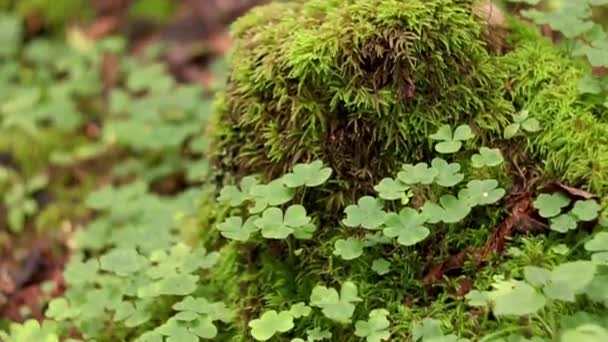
[471,147,504,168]
[585,232,608,263]
[217,216,259,241]
[343,196,387,230]
[383,208,430,246]
[398,163,438,185]
[533,193,571,218]
[550,214,578,233]
[255,205,312,239]
[310,281,362,323]
[355,309,391,342]
[289,302,312,318]
[217,176,259,207]
[431,158,464,187]
[429,124,474,154]
[374,178,409,200]
[571,200,601,221]
[458,179,505,206]
[422,195,471,224]
[249,180,294,213]
[504,110,541,139]
[333,238,365,260]
[281,160,332,188]
[249,310,294,341]
[100,248,148,276]
[466,278,546,316]
[371,258,391,275]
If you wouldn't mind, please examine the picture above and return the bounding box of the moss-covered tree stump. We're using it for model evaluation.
[208,0,608,340]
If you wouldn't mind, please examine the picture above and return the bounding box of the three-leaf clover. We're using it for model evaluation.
[571,200,601,221]
[249,180,294,213]
[371,258,391,275]
[281,160,332,188]
[374,178,409,200]
[431,158,464,187]
[383,208,430,246]
[458,179,506,206]
[471,148,504,168]
[217,176,258,207]
[422,195,471,224]
[430,124,474,154]
[289,303,312,318]
[550,214,578,233]
[504,110,541,139]
[249,310,294,341]
[255,205,312,239]
[343,196,387,230]
[100,248,148,276]
[217,216,259,241]
[334,238,365,260]
[310,281,362,323]
[354,309,391,342]
[533,193,570,218]
[398,163,438,185]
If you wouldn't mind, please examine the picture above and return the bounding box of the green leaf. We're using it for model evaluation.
[429,125,453,141]
[458,179,505,206]
[487,278,546,316]
[398,163,438,185]
[190,316,218,339]
[63,259,99,285]
[249,180,294,213]
[289,302,311,318]
[333,238,365,260]
[561,324,608,342]
[431,158,464,187]
[504,123,520,139]
[412,318,444,341]
[435,141,463,154]
[343,196,387,230]
[422,195,471,224]
[355,309,391,342]
[521,118,541,133]
[0,319,59,342]
[100,248,148,276]
[255,205,311,239]
[374,178,409,200]
[453,125,474,141]
[471,148,504,168]
[571,200,601,222]
[310,281,361,323]
[249,310,294,341]
[46,298,79,321]
[371,258,391,275]
[306,328,332,341]
[543,261,597,302]
[430,125,472,153]
[523,266,551,287]
[217,216,259,241]
[550,214,578,233]
[383,208,430,246]
[533,193,571,218]
[585,232,608,252]
[579,75,603,95]
[281,160,332,188]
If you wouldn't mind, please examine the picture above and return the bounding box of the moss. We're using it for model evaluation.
[207,1,608,341]
[212,0,514,206]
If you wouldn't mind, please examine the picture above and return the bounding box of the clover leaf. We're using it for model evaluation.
[412,318,444,341]
[431,158,464,187]
[458,179,505,206]
[100,248,148,276]
[585,232,608,263]
[422,195,471,224]
[334,238,365,260]
[398,163,438,185]
[249,180,294,213]
[217,176,258,207]
[0,320,59,342]
[343,196,387,230]
[504,110,541,139]
[281,160,332,188]
[355,309,391,342]
[255,205,312,239]
[289,302,312,318]
[533,193,570,218]
[571,200,601,222]
[467,278,546,316]
[471,148,504,168]
[374,178,409,200]
[383,208,430,246]
[430,124,474,154]
[550,214,578,233]
[306,328,332,341]
[371,258,391,275]
[249,310,294,341]
[310,281,362,323]
[217,216,259,241]
[543,261,597,302]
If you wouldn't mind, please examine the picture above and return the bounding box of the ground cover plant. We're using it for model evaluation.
[2,0,608,341]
